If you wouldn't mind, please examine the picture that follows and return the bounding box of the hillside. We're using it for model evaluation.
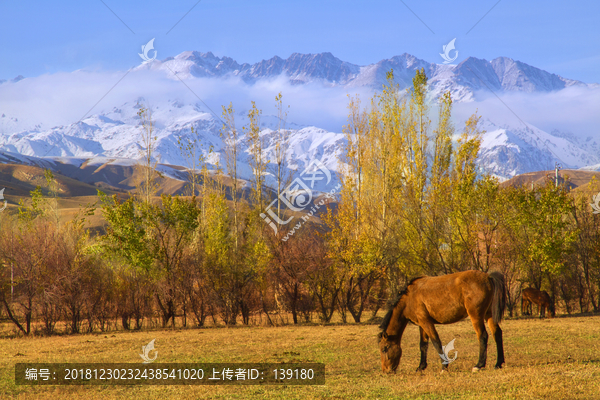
[0,161,191,200]
[500,169,600,195]
[0,161,190,230]
[0,160,295,231]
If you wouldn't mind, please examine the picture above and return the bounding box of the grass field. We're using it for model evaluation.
[1,315,600,399]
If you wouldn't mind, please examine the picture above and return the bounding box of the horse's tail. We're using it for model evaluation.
[489,271,507,324]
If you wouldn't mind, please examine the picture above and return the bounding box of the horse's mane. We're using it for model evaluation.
[379,276,424,332]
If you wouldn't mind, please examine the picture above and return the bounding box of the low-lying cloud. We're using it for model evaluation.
[453,86,600,139]
[1,68,599,142]
[0,69,374,134]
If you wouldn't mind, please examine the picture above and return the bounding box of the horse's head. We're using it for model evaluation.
[378,331,402,373]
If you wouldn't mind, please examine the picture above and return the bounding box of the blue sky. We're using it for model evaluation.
[1,0,599,82]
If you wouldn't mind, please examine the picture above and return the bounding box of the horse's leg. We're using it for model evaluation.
[416,326,429,372]
[419,322,448,371]
[486,317,505,369]
[540,304,545,319]
[470,316,488,371]
[522,298,530,316]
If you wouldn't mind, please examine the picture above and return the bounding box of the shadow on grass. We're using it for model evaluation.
[504,311,600,321]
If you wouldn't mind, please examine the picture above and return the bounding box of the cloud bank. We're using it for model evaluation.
[0,69,376,134]
[1,68,599,141]
[453,86,600,139]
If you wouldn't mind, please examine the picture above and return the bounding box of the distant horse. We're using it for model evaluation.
[378,270,506,373]
[521,287,555,318]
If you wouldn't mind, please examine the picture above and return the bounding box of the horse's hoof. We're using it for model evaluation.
[441,369,448,373]
[416,365,427,372]
[494,365,503,370]
[472,367,483,372]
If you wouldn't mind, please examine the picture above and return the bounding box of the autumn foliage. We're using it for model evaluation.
[1,73,599,335]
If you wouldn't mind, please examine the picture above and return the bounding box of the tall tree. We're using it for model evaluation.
[332,68,488,300]
[100,192,199,327]
[221,103,241,249]
[137,106,160,204]
[272,92,292,228]
[177,125,204,196]
[245,101,267,211]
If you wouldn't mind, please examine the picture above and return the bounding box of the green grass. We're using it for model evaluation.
[2,316,600,399]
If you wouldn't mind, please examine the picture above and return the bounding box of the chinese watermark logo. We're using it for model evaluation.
[139,38,157,64]
[590,192,600,214]
[0,188,7,212]
[440,38,458,64]
[439,338,458,364]
[260,159,341,240]
[140,339,158,363]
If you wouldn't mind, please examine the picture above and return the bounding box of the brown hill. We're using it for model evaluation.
[500,169,600,195]
[0,161,191,230]
[0,161,191,202]
[0,163,118,199]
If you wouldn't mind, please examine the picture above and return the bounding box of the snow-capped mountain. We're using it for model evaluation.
[1,51,599,182]
[140,51,591,102]
[2,99,597,184]
[477,120,600,179]
[0,99,345,193]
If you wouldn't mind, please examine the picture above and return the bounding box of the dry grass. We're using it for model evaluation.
[1,315,600,399]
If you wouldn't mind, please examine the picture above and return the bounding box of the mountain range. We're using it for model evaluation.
[1,51,599,189]
[140,51,595,101]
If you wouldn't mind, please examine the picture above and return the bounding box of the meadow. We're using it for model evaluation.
[1,315,600,399]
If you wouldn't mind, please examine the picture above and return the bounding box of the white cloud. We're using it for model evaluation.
[453,86,600,139]
[1,69,598,142]
[0,69,375,134]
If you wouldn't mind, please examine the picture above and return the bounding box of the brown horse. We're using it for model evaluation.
[521,287,555,318]
[378,270,506,373]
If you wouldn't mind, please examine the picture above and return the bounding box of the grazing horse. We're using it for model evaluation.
[378,270,506,373]
[521,287,555,318]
